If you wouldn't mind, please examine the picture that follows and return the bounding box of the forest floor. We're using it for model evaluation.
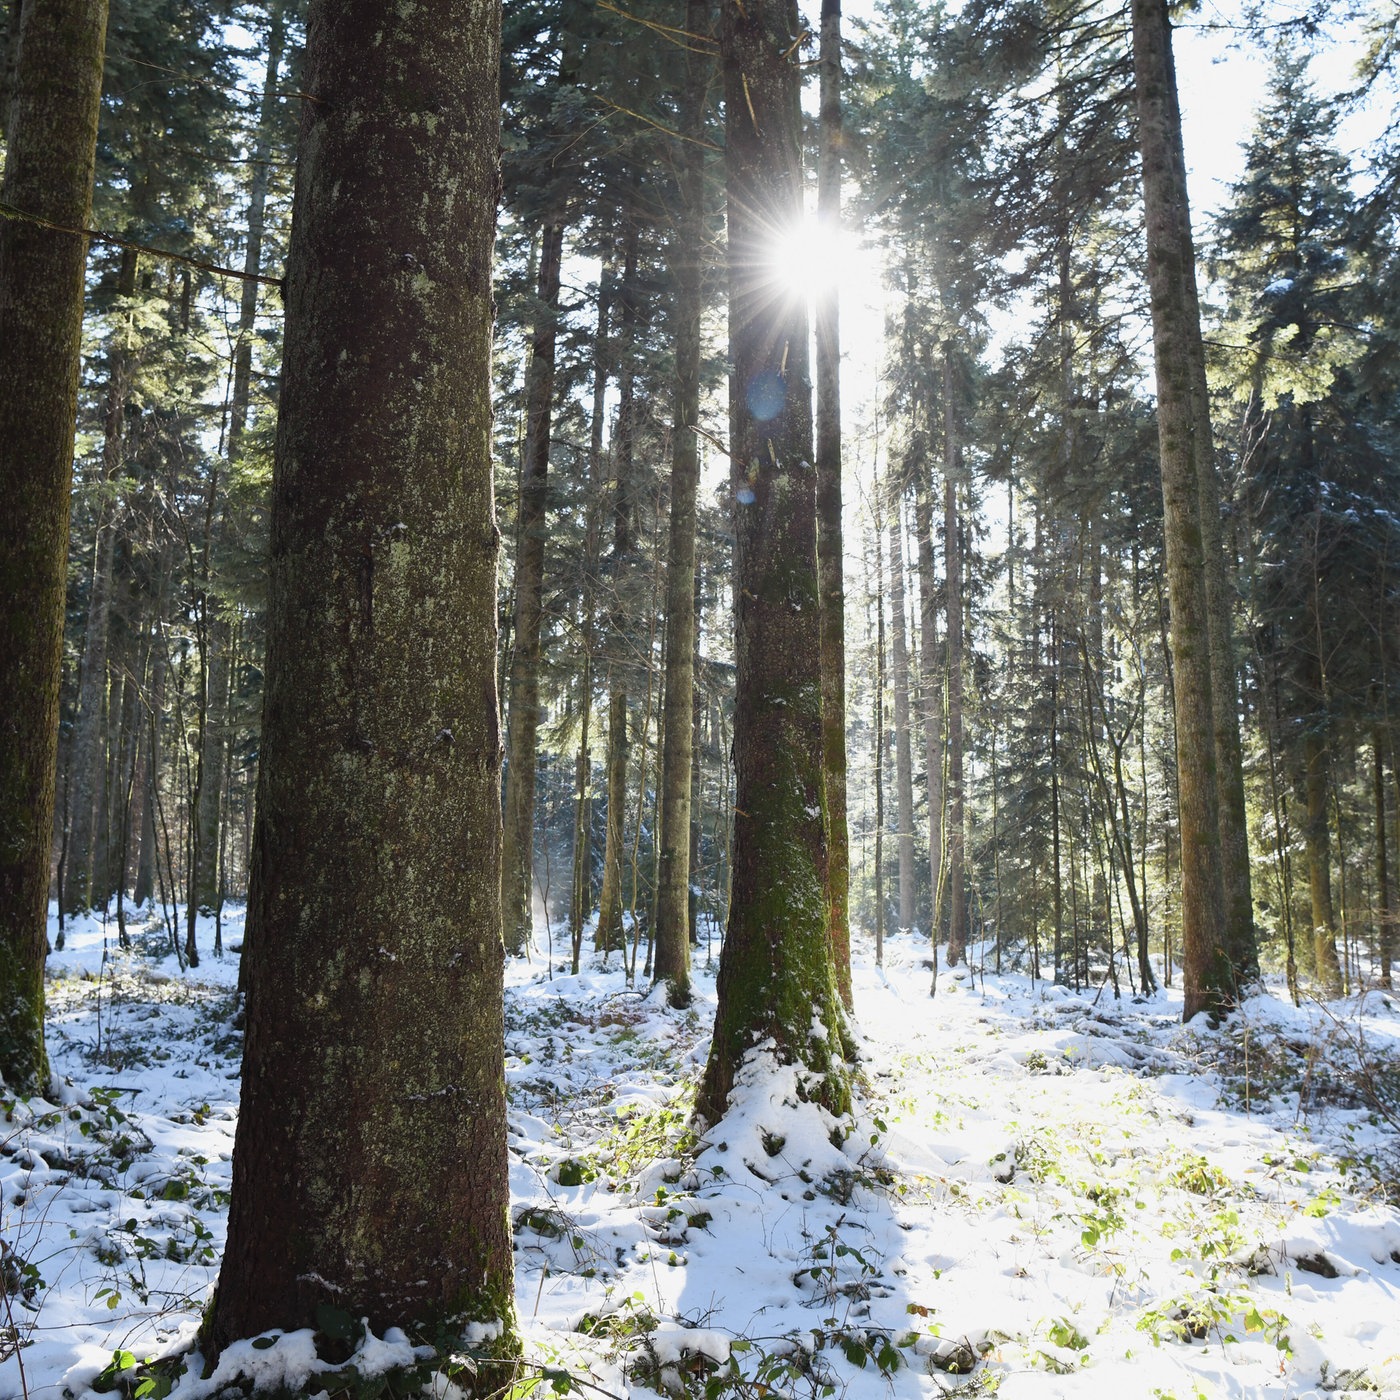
[3,908,1399,1400]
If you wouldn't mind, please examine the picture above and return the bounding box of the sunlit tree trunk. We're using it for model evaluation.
[815,0,851,1008]
[697,0,849,1126]
[1131,0,1231,1020]
[211,0,516,1354]
[0,0,108,1093]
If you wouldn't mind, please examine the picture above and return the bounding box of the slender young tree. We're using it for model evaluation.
[211,0,516,1354]
[0,0,109,1094]
[652,0,711,1005]
[697,0,849,1125]
[501,218,564,957]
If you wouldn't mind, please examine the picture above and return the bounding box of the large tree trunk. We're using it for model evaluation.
[697,0,849,1126]
[652,0,710,1004]
[887,486,916,933]
[211,0,515,1355]
[0,0,108,1095]
[1131,0,1232,1020]
[500,219,564,956]
[815,0,851,1009]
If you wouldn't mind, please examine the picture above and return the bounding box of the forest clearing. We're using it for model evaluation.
[4,909,1398,1400]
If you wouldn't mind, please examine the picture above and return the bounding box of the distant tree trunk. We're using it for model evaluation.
[942,348,966,967]
[211,0,515,1355]
[1131,0,1232,1021]
[501,219,564,956]
[0,0,108,1093]
[887,487,916,932]
[913,465,944,942]
[65,271,134,915]
[652,0,709,1005]
[1304,725,1344,995]
[815,0,850,1009]
[595,688,629,955]
[697,0,849,1126]
[570,264,614,965]
[872,475,887,966]
[596,222,641,958]
[1376,729,1393,989]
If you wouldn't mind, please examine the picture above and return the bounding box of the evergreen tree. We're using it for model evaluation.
[211,0,515,1355]
[0,0,109,1094]
[697,0,850,1125]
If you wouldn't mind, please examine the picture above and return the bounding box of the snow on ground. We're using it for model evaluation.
[3,905,1399,1399]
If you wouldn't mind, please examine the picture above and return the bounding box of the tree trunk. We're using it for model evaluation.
[1304,726,1344,995]
[0,0,108,1094]
[595,222,641,957]
[569,263,614,966]
[913,465,944,943]
[211,0,515,1354]
[65,271,134,916]
[1130,0,1232,1020]
[815,0,851,1009]
[652,0,709,1003]
[500,219,564,956]
[942,348,966,967]
[1376,729,1394,989]
[697,0,849,1126]
[887,486,916,933]
[873,479,887,967]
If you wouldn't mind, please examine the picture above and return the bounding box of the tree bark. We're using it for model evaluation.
[211,0,515,1354]
[1304,726,1344,995]
[943,348,966,966]
[1130,0,1232,1020]
[652,0,710,1004]
[1376,729,1393,989]
[913,464,944,943]
[887,485,916,933]
[500,219,564,956]
[815,0,851,1009]
[697,0,849,1126]
[0,0,108,1094]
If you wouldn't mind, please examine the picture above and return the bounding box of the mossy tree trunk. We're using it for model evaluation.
[815,0,851,1009]
[211,0,516,1355]
[696,0,850,1127]
[1131,0,1232,1021]
[501,219,564,958]
[0,0,108,1095]
[651,0,710,1004]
